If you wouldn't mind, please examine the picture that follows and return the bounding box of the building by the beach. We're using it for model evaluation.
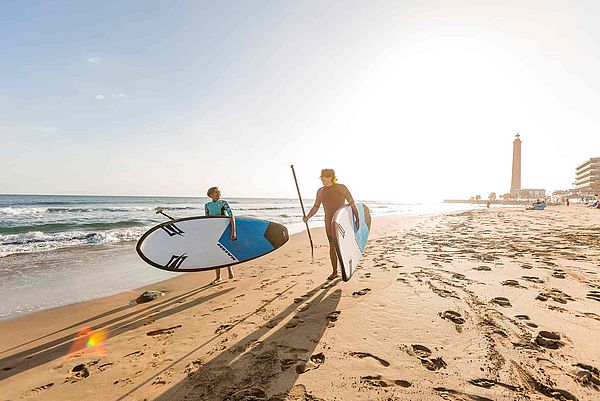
[574,157,600,196]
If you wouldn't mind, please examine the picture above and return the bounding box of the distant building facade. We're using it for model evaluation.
[515,188,545,199]
[574,157,600,195]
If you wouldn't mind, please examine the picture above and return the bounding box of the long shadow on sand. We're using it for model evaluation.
[150,285,341,401]
[0,285,232,380]
[0,285,214,355]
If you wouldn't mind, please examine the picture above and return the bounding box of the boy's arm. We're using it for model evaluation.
[223,201,236,240]
[304,188,322,221]
[204,204,209,216]
[229,215,236,240]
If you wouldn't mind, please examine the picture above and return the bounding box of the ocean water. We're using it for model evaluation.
[0,195,481,319]
[0,194,480,258]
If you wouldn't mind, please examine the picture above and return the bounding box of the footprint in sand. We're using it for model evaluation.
[326,311,341,322]
[65,364,90,383]
[409,344,447,371]
[439,310,465,325]
[361,375,411,388]
[521,263,533,269]
[296,353,325,374]
[501,279,523,288]
[98,363,113,371]
[214,324,233,335]
[587,290,600,302]
[21,383,54,398]
[491,297,511,307]
[285,318,304,329]
[521,276,544,283]
[184,359,204,375]
[349,352,390,367]
[147,325,182,336]
[123,350,144,358]
[353,288,371,297]
[469,378,522,391]
[435,387,495,401]
[536,289,573,304]
[552,270,567,279]
[473,266,491,271]
[573,363,600,389]
[535,331,564,349]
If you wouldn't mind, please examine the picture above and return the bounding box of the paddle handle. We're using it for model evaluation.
[291,165,314,262]
[155,208,175,221]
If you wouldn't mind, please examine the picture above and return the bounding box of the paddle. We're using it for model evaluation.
[154,207,175,221]
[291,165,314,262]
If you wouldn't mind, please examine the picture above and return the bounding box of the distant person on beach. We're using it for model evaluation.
[205,186,236,285]
[303,169,359,280]
[486,200,490,208]
[566,198,570,206]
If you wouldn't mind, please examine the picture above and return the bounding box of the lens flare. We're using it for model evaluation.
[68,327,108,357]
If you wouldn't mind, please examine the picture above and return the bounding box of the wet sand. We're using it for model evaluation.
[1,205,599,400]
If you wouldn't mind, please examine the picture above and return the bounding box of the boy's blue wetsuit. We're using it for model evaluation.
[205,200,233,217]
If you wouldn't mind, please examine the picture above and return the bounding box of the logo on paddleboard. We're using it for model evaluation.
[337,223,345,239]
[161,223,185,237]
[165,254,188,269]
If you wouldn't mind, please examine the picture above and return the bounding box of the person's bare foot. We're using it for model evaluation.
[228,272,235,279]
[211,278,223,285]
[327,273,339,280]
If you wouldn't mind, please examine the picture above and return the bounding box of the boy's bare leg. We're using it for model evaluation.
[227,266,235,279]
[213,269,222,284]
[328,246,338,280]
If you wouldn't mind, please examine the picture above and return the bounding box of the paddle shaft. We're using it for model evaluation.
[290,165,314,262]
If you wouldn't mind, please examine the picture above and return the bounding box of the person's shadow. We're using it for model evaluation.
[0,285,232,380]
[152,285,342,401]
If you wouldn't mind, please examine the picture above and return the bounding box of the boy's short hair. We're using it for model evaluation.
[207,187,219,197]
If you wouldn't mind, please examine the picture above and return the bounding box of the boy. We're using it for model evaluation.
[303,169,359,280]
[205,186,236,285]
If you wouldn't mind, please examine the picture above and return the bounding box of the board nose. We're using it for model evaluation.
[263,222,289,248]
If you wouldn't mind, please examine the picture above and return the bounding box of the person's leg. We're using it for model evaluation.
[227,266,235,279]
[325,221,338,279]
[328,243,338,279]
[213,268,222,284]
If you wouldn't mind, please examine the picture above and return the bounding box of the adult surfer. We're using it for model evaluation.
[303,169,359,280]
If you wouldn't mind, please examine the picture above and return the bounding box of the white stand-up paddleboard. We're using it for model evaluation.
[332,203,371,281]
[136,216,288,272]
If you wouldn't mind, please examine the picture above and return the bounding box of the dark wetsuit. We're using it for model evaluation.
[320,183,354,242]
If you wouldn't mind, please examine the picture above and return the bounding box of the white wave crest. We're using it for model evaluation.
[0,227,147,257]
[0,207,49,216]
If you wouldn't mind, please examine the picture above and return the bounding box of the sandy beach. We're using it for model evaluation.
[1,206,600,401]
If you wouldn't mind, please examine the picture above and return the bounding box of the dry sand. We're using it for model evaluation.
[1,206,600,401]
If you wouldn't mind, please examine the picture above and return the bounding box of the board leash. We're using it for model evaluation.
[290,165,315,263]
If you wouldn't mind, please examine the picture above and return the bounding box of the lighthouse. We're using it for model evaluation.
[510,134,522,195]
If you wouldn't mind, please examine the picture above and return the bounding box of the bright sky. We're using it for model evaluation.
[2,0,600,202]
